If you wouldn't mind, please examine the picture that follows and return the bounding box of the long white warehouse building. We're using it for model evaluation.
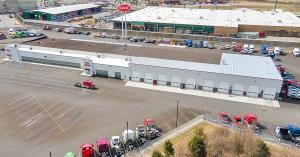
[4,43,283,100]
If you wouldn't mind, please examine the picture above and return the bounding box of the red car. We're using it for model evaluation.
[233,115,243,128]
[218,112,231,124]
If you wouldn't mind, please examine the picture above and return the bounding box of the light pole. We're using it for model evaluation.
[274,0,279,11]
[175,100,179,129]
[47,149,52,157]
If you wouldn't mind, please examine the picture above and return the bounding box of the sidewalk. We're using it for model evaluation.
[125,81,280,108]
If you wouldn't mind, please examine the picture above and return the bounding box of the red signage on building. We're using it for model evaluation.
[117,3,131,12]
[84,62,91,67]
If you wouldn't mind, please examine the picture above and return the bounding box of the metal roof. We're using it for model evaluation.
[112,7,300,28]
[17,46,129,67]
[33,4,99,15]
[130,53,282,80]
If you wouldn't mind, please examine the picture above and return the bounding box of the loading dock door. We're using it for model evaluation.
[232,84,244,96]
[131,71,140,82]
[218,82,229,94]
[185,78,196,89]
[247,85,259,97]
[203,80,213,92]
[115,72,121,79]
[144,73,153,83]
[158,74,167,85]
[171,76,181,87]
[263,87,276,99]
[95,70,108,77]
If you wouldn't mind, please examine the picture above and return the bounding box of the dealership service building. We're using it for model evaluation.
[112,7,300,37]
[22,4,101,21]
[4,39,282,100]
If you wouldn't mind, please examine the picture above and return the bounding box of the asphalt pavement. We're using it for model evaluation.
[0,60,299,157]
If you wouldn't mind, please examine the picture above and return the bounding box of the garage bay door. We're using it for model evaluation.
[171,76,181,87]
[232,84,244,96]
[95,70,108,77]
[144,73,153,83]
[185,78,196,89]
[247,85,259,97]
[131,71,140,82]
[263,87,276,99]
[218,82,229,94]
[203,80,213,92]
[158,74,167,85]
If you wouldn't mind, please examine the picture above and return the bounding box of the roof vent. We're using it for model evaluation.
[242,9,246,13]
[200,16,203,19]
[237,18,241,21]
[271,12,275,15]
[171,9,175,12]
[157,16,161,19]
[278,19,283,23]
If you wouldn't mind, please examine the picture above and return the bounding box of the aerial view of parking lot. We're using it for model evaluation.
[0,0,300,157]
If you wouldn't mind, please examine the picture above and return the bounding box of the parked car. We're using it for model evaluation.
[274,47,285,55]
[84,31,91,35]
[64,27,77,34]
[144,38,156,44]
[208,43,215,49]
[293,48,300,57]
[129,37,139,42]
[42,25,52,30]
[100,32,108,38]
[110,34,120,39]
[55,27,63,32]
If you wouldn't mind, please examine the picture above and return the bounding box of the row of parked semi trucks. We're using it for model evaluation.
[66,118,161,157]
[218,112,300,146]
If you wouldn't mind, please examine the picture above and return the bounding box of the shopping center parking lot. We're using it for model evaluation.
[0,58,300,156]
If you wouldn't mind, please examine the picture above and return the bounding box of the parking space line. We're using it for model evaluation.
[7,95,33,106]
[32,126,59,145]
[18,112,44,127]
[26,120,55,138]
[16,107,42,120]
[23,116,51,133]
[36,98,65,133]
[0,73,74,85]
[15,102,37,114]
